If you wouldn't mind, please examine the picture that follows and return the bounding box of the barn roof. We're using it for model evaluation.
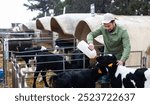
[74,15,103,43]
[24,20,38,31]
[50,13,93,38]
[36,16,52,31]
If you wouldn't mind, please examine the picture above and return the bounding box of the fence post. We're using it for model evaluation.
[3,38,9,87]
[142,56,147,68]
[12,61,15,88]
[12,58,18,88]
[20,66,25,88]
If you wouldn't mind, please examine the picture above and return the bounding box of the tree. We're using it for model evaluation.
[24,0,150,19]
[23,0,61,19]
[95,0,112,13]
[64,0,92,13]
[111,0,150,15]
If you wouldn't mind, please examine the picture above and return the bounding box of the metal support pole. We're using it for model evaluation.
[63,54,65,72]
[12,63,15,88]
[16,73,20,88]
[20,69,25,88]
[83,54,85,69]
[142,56,147,68]
[3,38,9,87]
[12,58,17,88]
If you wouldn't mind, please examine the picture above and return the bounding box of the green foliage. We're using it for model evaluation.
[64,0,92,13]
[24,0,150,19]
[24,0,61,19]
[112,0,150,15]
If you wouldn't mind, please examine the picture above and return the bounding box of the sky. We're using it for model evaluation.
[0,0,38,28]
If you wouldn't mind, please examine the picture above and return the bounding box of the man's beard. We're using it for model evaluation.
[108,25,116,33]
[108,29,114,33]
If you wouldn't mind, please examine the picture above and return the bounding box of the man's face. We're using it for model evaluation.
[103,22,115,32]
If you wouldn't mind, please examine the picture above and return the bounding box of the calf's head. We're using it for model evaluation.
[94,63,108,76]
[96,54,117,65]
[96,54,118,74]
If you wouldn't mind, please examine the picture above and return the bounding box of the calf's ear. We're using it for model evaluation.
[108,63,113,67]
[98,69,102,74]
[96,56,101,62]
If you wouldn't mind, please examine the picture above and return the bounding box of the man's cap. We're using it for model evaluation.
[102,13,116,24]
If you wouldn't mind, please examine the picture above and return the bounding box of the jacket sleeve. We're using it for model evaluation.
[120,30,131,62]
[87,27,102,44]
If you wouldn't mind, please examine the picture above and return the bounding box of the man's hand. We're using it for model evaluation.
[117,60,124,65]
[88,43,95,51]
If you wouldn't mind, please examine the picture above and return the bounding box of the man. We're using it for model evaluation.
[87,13,131,88]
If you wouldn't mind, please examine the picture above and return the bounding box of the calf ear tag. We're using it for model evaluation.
[108,63,113,67]
[98,69,102,74]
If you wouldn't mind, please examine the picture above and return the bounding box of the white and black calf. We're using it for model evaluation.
[14,46,47,87]
[96,54,150,88]
[49,62,107,88]
[15,45,47,67]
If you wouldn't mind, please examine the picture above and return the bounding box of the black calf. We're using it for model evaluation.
[55,38,75,53]
[33,52,71,88]
[49,63,107,88]
[33,49,90,88]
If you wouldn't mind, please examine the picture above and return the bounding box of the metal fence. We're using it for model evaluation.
[0,32,53,87]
